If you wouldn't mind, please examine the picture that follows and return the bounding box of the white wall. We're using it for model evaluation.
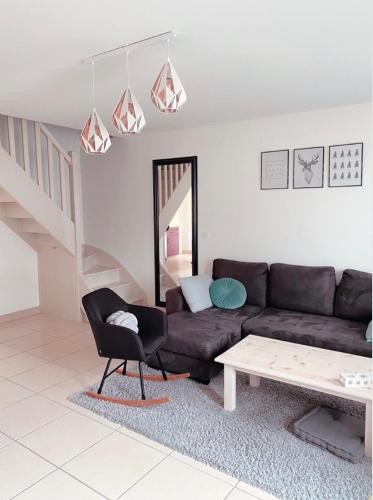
[0,222,39,315]
[81,103,372,304]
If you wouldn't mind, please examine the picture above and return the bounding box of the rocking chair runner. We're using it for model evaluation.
[82,288,189,407]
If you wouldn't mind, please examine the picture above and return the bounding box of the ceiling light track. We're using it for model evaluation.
[82,31,177,64]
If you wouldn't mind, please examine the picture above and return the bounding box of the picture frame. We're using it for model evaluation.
[261,149,289,190]
[328,143,363,188]
[293,146,324,189]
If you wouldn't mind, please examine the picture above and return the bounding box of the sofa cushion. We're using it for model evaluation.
[213,259,268,307]
[164,305,262,361]
[242,308,371,357]
[179,274,213,313]
[269,263,336,316]
[334,269,372,322]
[209,278,247,309]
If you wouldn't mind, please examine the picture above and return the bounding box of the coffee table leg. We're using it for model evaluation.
[250,375,260,387]
[365,401,372,458]
[224,365,236,411]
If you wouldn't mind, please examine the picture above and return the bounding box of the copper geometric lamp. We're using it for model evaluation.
[80,62,111,154]
[112,52,146,135]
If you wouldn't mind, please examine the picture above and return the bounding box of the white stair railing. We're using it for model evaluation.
[0,115,75,223]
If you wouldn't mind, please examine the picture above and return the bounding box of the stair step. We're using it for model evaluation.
[21,220,48,234]
[126,295,144,305]
[4,203,32,219]
[93,280,132,294]
[84,265,121,288]
[0,188,15,202]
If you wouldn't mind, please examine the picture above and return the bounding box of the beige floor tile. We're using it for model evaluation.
[55,347,105,372]
[40,322,87,339]
[0,442,55,498]
[28,339,84,361]
[0,394,70,438]
[0,343,20,359]
[66,331,96,347]
[0,352,46,377]
[6,331,57,351]
[237,481,278,499]
[20,411,113,466]
[11,362,77,392]
[41,372,96,408]
[227,489,259,500]
[73,406,121,430]
[0,324,33,341]
[120,456,232,500]
[63,431,165,499]
[15,470,105,499]
[0,379,33,410]
[0,431,12,448]
[171,450,238,486]
[14,313,67,330]
[119,426,173,454]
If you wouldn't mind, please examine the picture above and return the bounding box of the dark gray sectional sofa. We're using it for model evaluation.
[149,259,372,384]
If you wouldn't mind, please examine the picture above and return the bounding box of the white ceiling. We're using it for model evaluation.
[0,0,371,134]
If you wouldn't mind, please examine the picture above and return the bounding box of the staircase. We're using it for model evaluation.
[81,245,146,307]
[0,114,146,321]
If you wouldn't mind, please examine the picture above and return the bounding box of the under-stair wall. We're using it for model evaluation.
[0,115,82,320]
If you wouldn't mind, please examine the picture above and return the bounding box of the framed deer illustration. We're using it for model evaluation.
[293,146,324,189]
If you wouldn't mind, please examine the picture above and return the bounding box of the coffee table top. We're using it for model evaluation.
[215,336,372,403]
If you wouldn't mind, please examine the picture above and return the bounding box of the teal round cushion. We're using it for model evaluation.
[209,278,247,309]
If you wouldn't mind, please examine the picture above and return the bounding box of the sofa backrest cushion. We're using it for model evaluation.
[212,259,268,307]
[334,269,372,322]
[269,263,336,316]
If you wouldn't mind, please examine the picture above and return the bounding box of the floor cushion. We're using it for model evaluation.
[293,405,364,463]
[242,307,371,357]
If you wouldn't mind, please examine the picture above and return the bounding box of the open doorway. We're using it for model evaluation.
[153,157,198,306]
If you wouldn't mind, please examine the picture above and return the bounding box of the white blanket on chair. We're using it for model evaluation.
[106,310,139,333]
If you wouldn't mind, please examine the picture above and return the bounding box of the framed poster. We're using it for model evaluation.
[328,143,363,187]
[293,146,324,189]
[261,149,289,190]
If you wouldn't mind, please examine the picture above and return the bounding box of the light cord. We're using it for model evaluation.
[91,62,95,109]
[126,51,130,89]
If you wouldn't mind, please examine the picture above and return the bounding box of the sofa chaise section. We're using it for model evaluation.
[149,260,268,383]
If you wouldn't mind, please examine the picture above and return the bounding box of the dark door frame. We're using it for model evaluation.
[153,156,198,307]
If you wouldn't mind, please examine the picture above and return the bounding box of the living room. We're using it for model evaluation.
[0,1,371,499]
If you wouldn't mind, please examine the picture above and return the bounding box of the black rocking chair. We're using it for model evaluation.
[82,288,189,407]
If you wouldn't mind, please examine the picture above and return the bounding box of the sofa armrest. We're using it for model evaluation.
[166,286,189,315]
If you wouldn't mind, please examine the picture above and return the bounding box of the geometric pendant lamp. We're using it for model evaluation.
[112,53,146,134]
[80,108,111,154]
[80,62,111,154]
[151,55,187,113]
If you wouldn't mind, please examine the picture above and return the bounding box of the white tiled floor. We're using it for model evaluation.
[0,313,277,500]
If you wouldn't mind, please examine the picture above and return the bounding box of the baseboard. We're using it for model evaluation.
[0,306,40,324]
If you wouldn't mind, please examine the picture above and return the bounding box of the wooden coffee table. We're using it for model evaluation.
[215,335,372,457]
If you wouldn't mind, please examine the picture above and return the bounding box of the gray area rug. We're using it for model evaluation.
[69,368,371,500]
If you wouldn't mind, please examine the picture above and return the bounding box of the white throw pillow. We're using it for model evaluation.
[106,310,139,333]
[179,274,213,313]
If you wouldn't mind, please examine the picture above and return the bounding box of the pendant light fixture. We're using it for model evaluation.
[80,62,111,154]
[112,51,146,135]
[151,39,187,113]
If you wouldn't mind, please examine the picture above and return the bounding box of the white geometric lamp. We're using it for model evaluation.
[151,60,187,113]
[112,89,146,135]
[80,108,111,154]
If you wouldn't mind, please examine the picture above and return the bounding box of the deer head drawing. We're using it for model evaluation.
[298,153,319,184]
